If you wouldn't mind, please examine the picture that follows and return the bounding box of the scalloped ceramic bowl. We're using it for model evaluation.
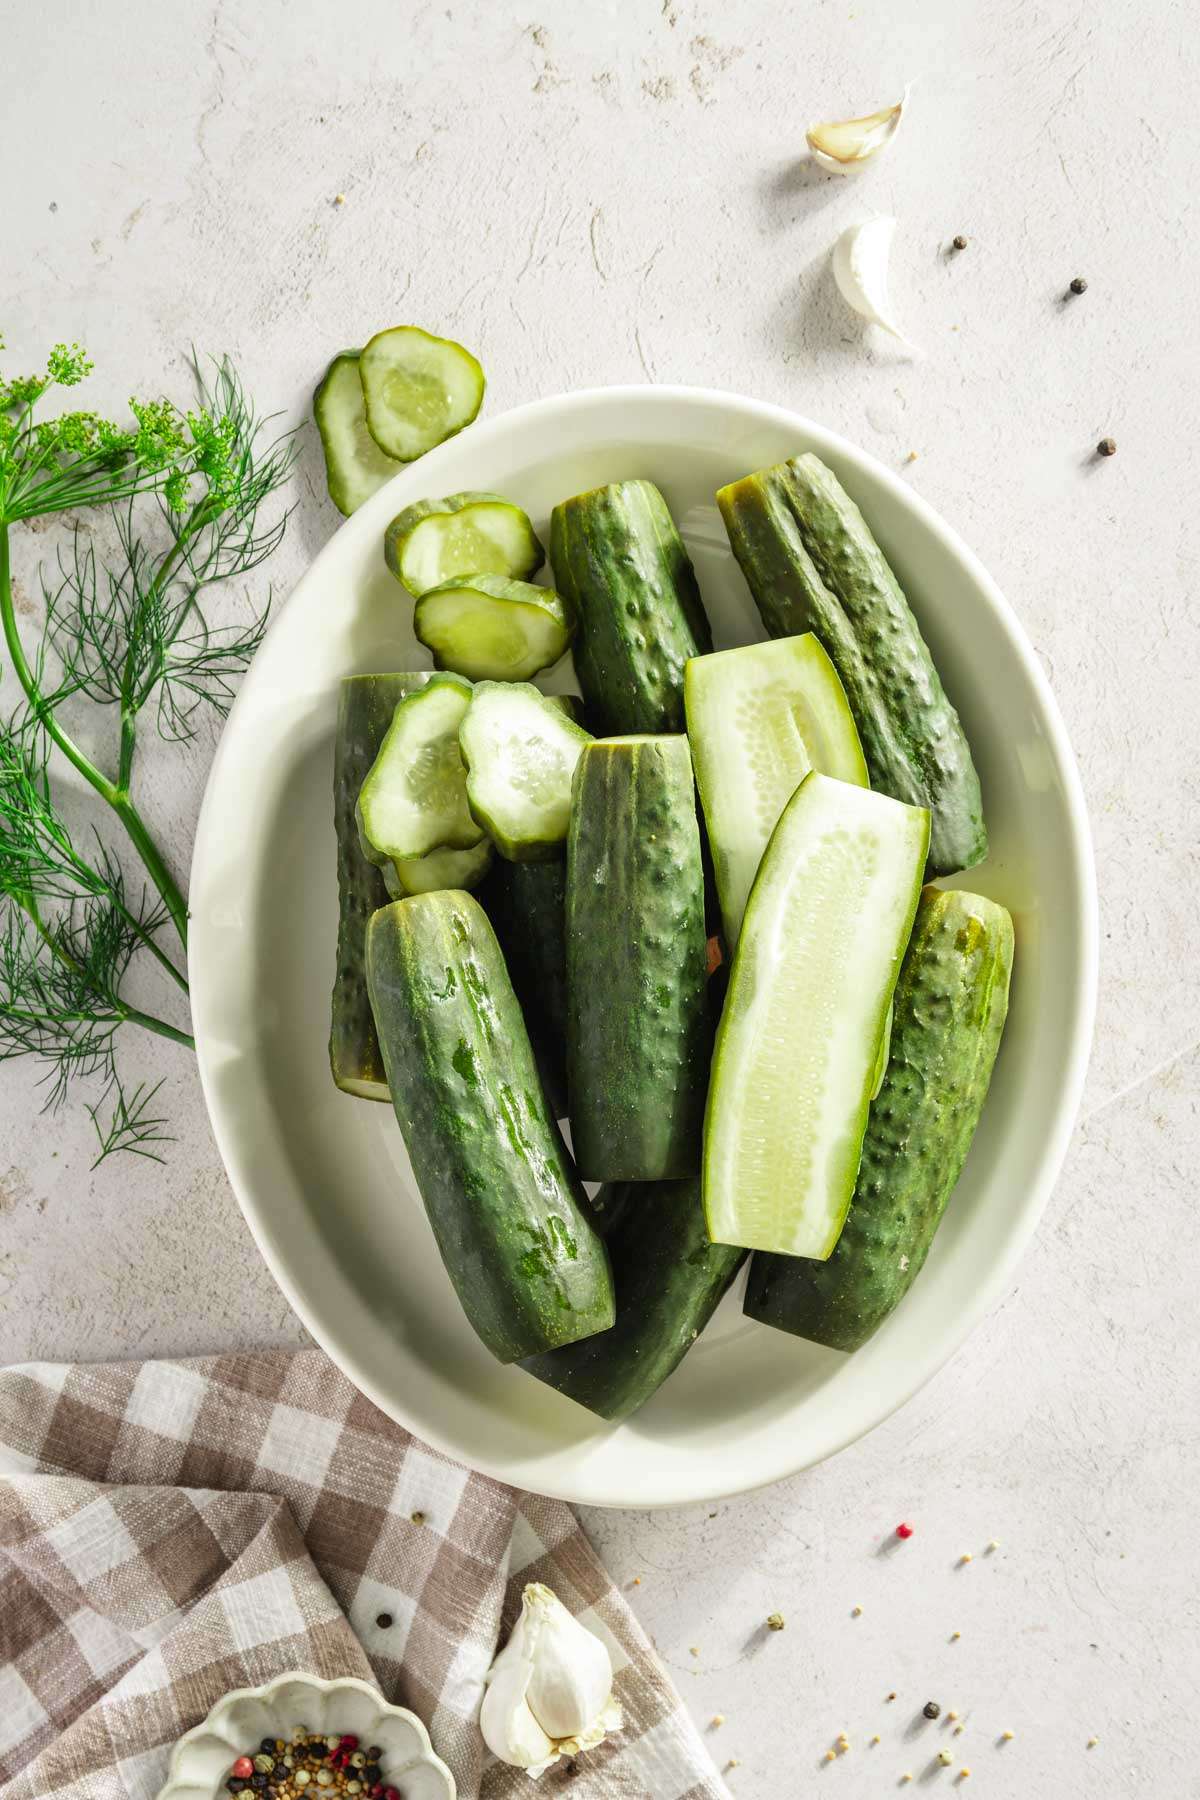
[189,385,1097,1508]
[157,1672,455,1800]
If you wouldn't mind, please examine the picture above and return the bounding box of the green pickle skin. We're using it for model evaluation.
[549,479,712,734]
[365,891,614,1364]
[718,453,988,878]
[522,1175,745,1421]
[744,887,1013,1351]
[330,673,433,1099]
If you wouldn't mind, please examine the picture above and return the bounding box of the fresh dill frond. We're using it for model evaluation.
[0,336,293,1160]
[87,1076,173,1169]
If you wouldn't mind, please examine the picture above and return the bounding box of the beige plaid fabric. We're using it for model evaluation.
[0,1350,729,1800]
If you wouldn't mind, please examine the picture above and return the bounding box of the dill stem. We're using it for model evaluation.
[119,1007,194,1050]
[0,520,191,948]
[17,890,85,980]
[2,997,193,1051]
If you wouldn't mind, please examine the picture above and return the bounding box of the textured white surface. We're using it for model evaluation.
[2,1,1196,1793]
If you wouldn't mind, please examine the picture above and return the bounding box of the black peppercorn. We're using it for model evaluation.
[952,235,968,250]
[1097,437,1117,457]
[924,1700,941,1720]
[366,1747,383,1761]
[376,1611,394,1628]
[1069,276,1088,295]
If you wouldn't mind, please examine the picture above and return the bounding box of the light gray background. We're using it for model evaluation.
[3,1,1197,1794]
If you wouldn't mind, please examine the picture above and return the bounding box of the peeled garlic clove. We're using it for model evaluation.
[481,1588,559,1774]
[480,1677,559,1778]
[807,87,910,172]
[523,1585,615,1739]
[832,217,916,349]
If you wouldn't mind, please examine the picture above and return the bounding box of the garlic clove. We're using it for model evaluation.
[481,1586,559,1774]
[480,1582,623,1779]
[523,1585,615,1739]
[831,216,917,350]
[807,87,910,173]
[480,1678,558,1778]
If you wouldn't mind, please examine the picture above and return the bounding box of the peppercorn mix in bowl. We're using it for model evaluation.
[157,1673,455,1800]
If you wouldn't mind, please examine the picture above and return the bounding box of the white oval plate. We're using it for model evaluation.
[190,386,1097,1509]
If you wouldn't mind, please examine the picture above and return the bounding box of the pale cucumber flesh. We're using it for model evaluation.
[685,634,868,949]
[459,681,592,860]
[390,498,543,596]
[357,675,482,861]
[313,351,401,515]
[386,838,494,896]
[415,576,572,682]
[704,771,930,1259]
[359,326,485,462]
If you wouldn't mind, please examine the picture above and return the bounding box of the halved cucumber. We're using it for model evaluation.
[704,771,929,1259]
[744,887,1014,1351]
[459,681,592,861]
[685,635,869,949]
[384,492,544,596]
[313,350,402,515]
[356,674,482,862]
[415,575,575,682]
[383,838,494,897]
[359,326,485,462]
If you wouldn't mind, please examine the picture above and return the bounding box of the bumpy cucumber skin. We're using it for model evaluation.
[549,480,712,734]
[744,887,1013,1351]
[718,454,987,877]
[566,737,711,1180]
[479,857,570,1118]
[522,1176,745,1422]
[366,893,614,1363]
[331,673,432,1100]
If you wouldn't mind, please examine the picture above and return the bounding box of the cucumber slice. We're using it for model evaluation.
[415,575,575,683]
[358,326,485,462]
[356,674,482,862]
[685,635,869,950]
[703,771,929,1260]
[385,492,544,596]
[385,838,494,897]
[313,350,402,515]
[458,681,592,861]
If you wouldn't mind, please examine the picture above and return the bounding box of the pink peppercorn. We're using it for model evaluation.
[896,1522,914,1539]
[340,1735,359,1749]
[385,1788,401,1800]
[231,1757,254,1778]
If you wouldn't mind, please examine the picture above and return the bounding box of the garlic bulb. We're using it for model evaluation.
[831,216,917,350]
[807,88,910,173]
[481,1583,623,1779]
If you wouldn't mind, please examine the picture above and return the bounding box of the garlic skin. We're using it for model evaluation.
[807,87,910,173]
[832,216,917,350]
[481,1582,623,1779]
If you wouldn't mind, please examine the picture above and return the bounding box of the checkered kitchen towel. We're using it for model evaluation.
[0,1350,730,1800]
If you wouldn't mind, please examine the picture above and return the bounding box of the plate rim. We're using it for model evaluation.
[189,381,1099,1508]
